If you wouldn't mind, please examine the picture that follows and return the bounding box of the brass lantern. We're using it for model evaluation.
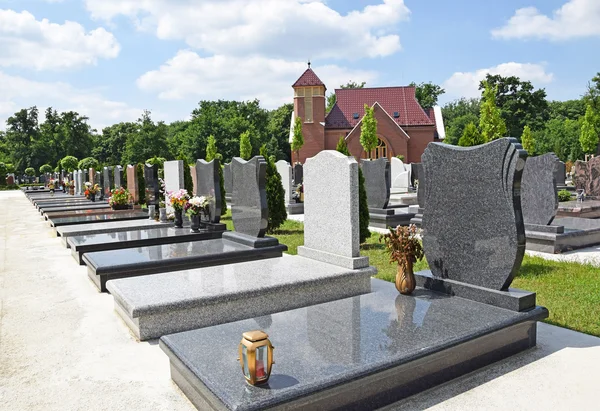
[238,330,274,385]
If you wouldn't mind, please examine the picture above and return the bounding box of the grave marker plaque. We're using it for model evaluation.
[114,166,123,188]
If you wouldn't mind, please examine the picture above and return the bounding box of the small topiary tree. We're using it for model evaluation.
[479,81,506,142]
[25,167,35,177]
[580,105,599,155]
[291,117,304,164]
[60,156,79,172]
[360,104,378,158]
[240,131,252,160]
[206,135,218,162]
[78,157,99,171]
[260,145,287,233]
[39,164,53,174]
[558,189,572,202]
[337,136,370,243]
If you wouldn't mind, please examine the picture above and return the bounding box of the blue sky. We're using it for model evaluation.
[0,0,599,130]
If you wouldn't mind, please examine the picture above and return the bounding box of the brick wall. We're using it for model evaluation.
[296,96,326,163]
[406,126,435,163]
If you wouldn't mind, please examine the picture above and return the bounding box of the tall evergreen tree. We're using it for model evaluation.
[291,117,304,164]
[458,122,485,147]
[239,130,252,160]
[580,105,599,155]
[479,82,507,142]
[206,135,218,162]
[259,145,287,233]
[521,125,535,155]
[205,135,227,215]
[360,104,378,158]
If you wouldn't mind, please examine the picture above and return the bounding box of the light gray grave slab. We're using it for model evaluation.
[390,157,410,193]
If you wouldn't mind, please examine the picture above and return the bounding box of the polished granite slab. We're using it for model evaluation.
[107,254,375,340]
[49,212,148,228]
[41,203,110,213]
[45,208,134,220]
[557,200,600,219]
[68,226,224,265]
[35,198,92,207]
[160,278,548,411]
[56,219,168,241]
[84,236,288,292]
[526,216,600,253]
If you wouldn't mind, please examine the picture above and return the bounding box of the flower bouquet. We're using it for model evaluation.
[185,195,212,231]
[379,224,424,295]
[166,189,190,228]
[108,187,131,210]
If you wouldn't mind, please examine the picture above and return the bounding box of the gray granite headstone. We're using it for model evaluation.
[521,153,559,226]
[554,161,566,187]
[293,163,303,185]
[77,170,84,194]
[96,171,103,200]
[82,169,88,185]
[297,151,369,269]
[164,160,185,214]
[103,166,113,197]
[223,163,232,197]
[422,138,527,291]
[361,158,390,209]
[195,159,222,223]
[231,156,268,238]
[114,165,123,188]
[275,160,293,204]
[144,164,159,206]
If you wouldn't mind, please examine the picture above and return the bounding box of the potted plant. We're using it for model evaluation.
[379,224,424,295]
[185,195,211,232]
[108,187,131,210]
[167,189,190,228]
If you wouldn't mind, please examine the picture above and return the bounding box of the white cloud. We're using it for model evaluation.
[0,9,120,70]
[84,0,409,60]
[492,0,600,41]
[0,71,141,130]
[442,63,554,99]
[136,51,377,109]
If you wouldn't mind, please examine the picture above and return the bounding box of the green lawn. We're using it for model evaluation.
[222,211,600,337]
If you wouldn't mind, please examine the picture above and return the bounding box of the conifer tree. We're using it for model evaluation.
[291,117,304,164]
[479,82,507,142]
[240,131,252,160]
[360,104,378,158]
[205,135,227,215]
[260,145,287,232]
[458,122,485,147]
[206,135,218,162]
[521,125,535,155]
[580,105,599,155]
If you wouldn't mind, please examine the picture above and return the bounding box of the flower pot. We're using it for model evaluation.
[190,214,201,232]
[148,205,156,220]
[159,208,167,222]
[174,209,183,228]
[395,259,416,295]
[90,193,96,202]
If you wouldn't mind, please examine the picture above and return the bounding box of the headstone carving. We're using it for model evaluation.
[114,165,123,188]
[390,157,410,192]
[103,166,114,197]
[275,160,293,204]
[297,151,369,269]
[361,158,390,209]
[127,165,139,204]
[422,138,527,291]
[573,157,600,197]
[293,163,303,184]
[223,163,232,198]
[521,153,559,226]
[195,159,222,223]
[144,164,159,206]
[231,156,268,237]
[554,161,566,187]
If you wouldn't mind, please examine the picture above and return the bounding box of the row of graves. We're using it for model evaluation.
[23,139,551,410]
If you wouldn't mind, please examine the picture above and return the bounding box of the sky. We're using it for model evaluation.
[0,0,599,131]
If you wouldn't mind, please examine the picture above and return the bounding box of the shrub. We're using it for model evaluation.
[39,164,53,174]
[60,156,79,172]
[260,145,287,233]
[558,190,572,202]
[396,155,405,162]
[78,157,99,171]
[24,167,35,177]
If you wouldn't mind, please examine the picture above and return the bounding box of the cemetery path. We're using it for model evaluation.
[0,191,194,411]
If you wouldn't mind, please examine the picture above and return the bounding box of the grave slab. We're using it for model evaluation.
[57,219,170,243]
[48,211,148,228]
[35,198,91,208]
[107,254,375,340]
[525,217,600,253]
[44,207,140,220]
[68,226,224,265]
[83,235,288,292]
[556,200,600,219]
[159,278,548,411]
[40,203,110,214]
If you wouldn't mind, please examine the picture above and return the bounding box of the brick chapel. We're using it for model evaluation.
[291,65,444,164]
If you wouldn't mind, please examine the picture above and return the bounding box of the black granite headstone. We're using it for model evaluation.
[223,163,232,196]
[361,158,390,209]
[521,153,559,226]
[195,159,222,223]
[114,165,123,188]
[144,164,160,206]
[293,163,303,185]
[231,156,268,238]
[411,163,420,188]
[414,163,425,207]
[422,138,527,291]
[554,161,566,187]
[103,166,114,197]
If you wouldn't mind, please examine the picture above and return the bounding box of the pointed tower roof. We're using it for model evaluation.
[292,63,326,90]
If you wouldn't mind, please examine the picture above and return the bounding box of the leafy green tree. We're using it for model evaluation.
[60,155,78,172]
[548,100,586,121]
[521,125,535,155]
[5,164,15,174]
[136,163,146,204]
[479,82,506,142]
[442,98,481,145]
[39,164,53,174]
[458,122,485,147]
[580,105,599,155]
[291,117,304,164]
[445,113,480,145]
[204,137,227,215]
[326,81,366,113]
[0,163,7,185]
[336,136,370,243]
[533,118,583,162]
[57,111,94,160]
[92,122,136,165]
[122,111,171,165]
[24,167,35,177]
[360,104,378,157]
[409,82,445,108]
[206,135,218,162]
[584,72,600,113]
[239,130,252,160]
[260,145,287,233]
[4,107,40,173]
[78,157,99,171]
[266,103,293,161]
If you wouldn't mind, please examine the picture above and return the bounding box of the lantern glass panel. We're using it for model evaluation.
[255,345,268,381]
[242,345,250,379]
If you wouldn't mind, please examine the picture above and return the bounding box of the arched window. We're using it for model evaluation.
[367,138,388,159]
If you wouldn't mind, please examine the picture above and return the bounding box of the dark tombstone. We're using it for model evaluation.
[144,164,160,206]
[83,169,89,185]
[414,163,425,207]
[223,163,232,197]
[554,161,566,187]
[231,156,268,237]
[114,165,123,188]
[195,159,222,223]
[103,166,114,197]
[361,158,390,209]
[293,163,303,185]
[410,163,420,188]
[421,138,527,291]
[521,153,559,226]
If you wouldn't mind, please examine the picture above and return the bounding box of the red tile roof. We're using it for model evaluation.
[325,86,434,129]
[292,68,326,89]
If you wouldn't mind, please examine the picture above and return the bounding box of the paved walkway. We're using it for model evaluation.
[1,191,599,410]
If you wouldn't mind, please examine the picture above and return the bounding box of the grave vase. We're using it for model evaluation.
[90,193,96,202]
[174,209,184,228]
[395,258,416,295]
[190,214,200,232]
[159,208,167,222]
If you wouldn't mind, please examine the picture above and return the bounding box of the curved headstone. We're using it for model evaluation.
[231,156,268,238]
[195,159,222,223]
[521,153,559,225]
[422,138,527,291]
[361,158,390,209]
[144,164,159,206]
[390,157,410,191]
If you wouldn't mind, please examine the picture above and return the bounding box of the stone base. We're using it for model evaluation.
[409,207,424,227]
[107,254,375,340]
[159,278,548,411]
[556,200,600,219]
[525,217,600,253]
[368,207,415,229]
[57,219,171,243]
[286,202,304,215]
[48,212,149,228]
[297,246,369,269]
